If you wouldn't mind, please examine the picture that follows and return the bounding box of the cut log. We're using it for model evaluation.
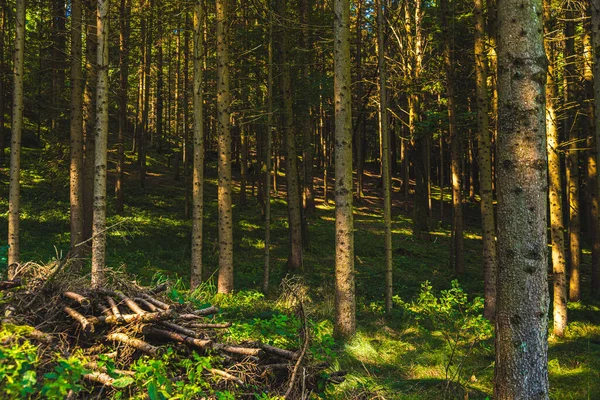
[192,305,219,316]
[145,327,212,350]
[83,371,114,386]
[139,292,170,310]
[106,332,161,356]
[63,291,91,308]
[89,309,175,326]
[111,290,146,315]
[64,306,93,333]
[147,282,169,294]
[106,296,122,319]
[188,322,232,329]
[160,321,199,338]
[209,368,244,386]
[213,344,264,357]
[134,297,159,312]
[261,344,298,360]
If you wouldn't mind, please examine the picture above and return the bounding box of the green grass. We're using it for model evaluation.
[1,147,599,399]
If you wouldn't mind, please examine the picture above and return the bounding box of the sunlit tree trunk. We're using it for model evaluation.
[191,0,204,290]
[377,0,393,315]
[216,0,234,293]
[300,0,315,216]
[544,0,567,337]
[70,0,84,269]
[564,5,580,301]
[83,0,97,242]
[334,0,355,340]
[8,0,25,267]
[441,0,464,274]
[91,0,109,289]
[591,0,600,295]
[475,0,497,319]
[494,0,549,396]
[0,4,6,167]
[139,0,153,190]
[115,0,130,214]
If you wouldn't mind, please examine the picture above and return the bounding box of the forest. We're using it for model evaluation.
[1,0,600,398]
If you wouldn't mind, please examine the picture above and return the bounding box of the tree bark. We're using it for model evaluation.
[115,0,130,214]
[70,0,85,269]
[474,0,497,320]
[333,0,355,340]
[276,0,303,271]
[191,0,205,289]
[216,0,234,293]
[8,0,25,267]
[544,0,567,337]
[494,0,549,396]
[263,9,273,294]
[591,0,600,295]
[91,0,110,289]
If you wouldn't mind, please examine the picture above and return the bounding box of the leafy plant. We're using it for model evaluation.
[41,356,89,398]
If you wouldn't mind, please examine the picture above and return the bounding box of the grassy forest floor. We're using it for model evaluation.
[1,145,600,399]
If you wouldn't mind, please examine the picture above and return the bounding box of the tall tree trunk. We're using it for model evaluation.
[277,0,303,271]
[300,0,315,216]
[591,0,600,295]
[494,0,549,396]
[115,0,130,214]
[441,0,464,274]
[333,0,355,340]
[475,0,497,319]
[377,0,393,315]
[564,6,580,301]
[355,0,365,199]
[216,0,234,293]
[139,0,153,189]
[544,0,567,336]
[51,0,67,137]
[156,8,164,152]
[0,4,5,167]
[83,0,98,242]
[91,0,110,289]
[8,0,25,267]
[263,8,273,294]
[70,0,85,269]
[191,0,205,289]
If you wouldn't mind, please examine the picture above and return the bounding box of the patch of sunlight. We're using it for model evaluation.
[464,232,482,240]
[409,363,446,380]
[321,216,335,222]
[346,332,383,363]
[564,321,600,339]
[317,202,335,211]
[239,219,260,230]
[242,236,264,250]
[582,248,591,255]
[430,230,451,238]
[391,227,413,236]
[567,302,600,312]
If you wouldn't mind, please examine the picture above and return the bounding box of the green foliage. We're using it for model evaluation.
[41,356,89,398]
[0,244,8,276]
[0,335,39,398]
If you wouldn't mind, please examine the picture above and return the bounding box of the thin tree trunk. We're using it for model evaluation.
[355,0,365,199]
[277,0,303,271]
[544,0,567,336]
[333,0,355,340]
[474,0,497,320]
[263,9,273,294]
[116,0,130,214]
[191,0,204,289]
[494,0,549,395]
[70,0,85,269]
[8,0,26,267]
[442,0,464,274]
[216,0,234,293]
[91,0,110,289]
[300,0,315,216]
[0,4,5,167]
[377,0,393,315]
[564,6,580,301]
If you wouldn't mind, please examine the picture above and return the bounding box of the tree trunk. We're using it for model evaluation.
[544,0,567,336]
[591,0,600,295]
[474,0,497,319]
[0,4,5,167]
[191,0,205,290]
[216,0,234,294]
[377,0,393,315]
[8,0,25,267]
[355,0,365,199]
[441,0,464,274]
[115,0,130,214]
[494,0,549,396]
[300,0,315,216]
[263,8,273,294]
[564,6,580,302]
[333,0,355,340]
[91,0,110,289]
[70,0,85,269]
[277,0,303,272]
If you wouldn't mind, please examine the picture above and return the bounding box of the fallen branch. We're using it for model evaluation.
[209,368,244,386]
[0,279,22,290]
[147,282,169,295]
[64,306,93,333]
[107,332,161,356]
[139,292,170,310]
[103,290,146,315]
[192,305,219,316]
[89,310,175,326]
[134,297,159,312]
[63,291,91,308]
[214,344,264,357]
[83,371,114,386]
[188,322,232,329]
[145,327,212,350]
[261,343,298,360]
[159,321,199,338]
[106,297,122,320]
